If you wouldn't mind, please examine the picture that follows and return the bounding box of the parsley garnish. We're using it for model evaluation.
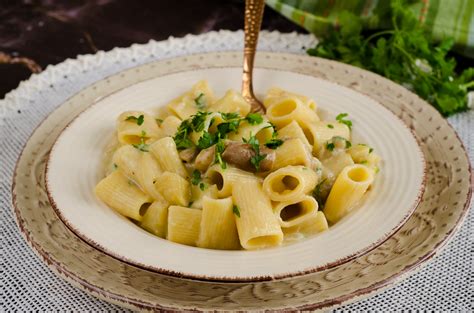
[125,114,144,126]
[243,134,266,171]
[265,138,283,149]
[369,147,374,153]
[307,0,474,116]
[336,113,352,130]
[245,113,263,125]
[312,178,327,209]
[232,205,241,218]
[214,139,227,169]
[173,120,194,150]
[155,118,163,125]
[326,142,335,151]
[132,131,149,152]
[191,111,210,132]
[197,131,216,149]
[217,119,241,138]
[221,112,240,120]
[191,170,202,186]
[194,93,206,109]
[199,182,206,191]
[327,124,334,129]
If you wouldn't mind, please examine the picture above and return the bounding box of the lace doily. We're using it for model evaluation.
[1,30,472,311]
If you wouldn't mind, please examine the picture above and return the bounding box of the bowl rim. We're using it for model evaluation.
[43,58,427,283]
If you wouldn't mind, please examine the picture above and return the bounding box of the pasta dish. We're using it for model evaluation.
[95,81,381,250]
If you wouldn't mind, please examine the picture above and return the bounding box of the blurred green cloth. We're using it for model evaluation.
[266,0,474,57]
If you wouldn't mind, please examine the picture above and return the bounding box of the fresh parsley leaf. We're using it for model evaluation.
[197,131,216,149]
[336,113,352,130]
[312,178,327,209]
[194,93,206,109]
[191,170,201,186]
[220,112,240,120]
[265,138,284,149]
[217,120,240,138]
[199,182,206,191]
[243,134,267,171]
[132,131,149,152]
[173,119,194,150]
[191,111,210,132]
[245,113,263,125]
[369,147,374,153]
[214,139,227,169]
[125,114,145,126]
[232,205,241,218]
[326,142,335,151]
[345,140,352,149]
[327,124,334,129]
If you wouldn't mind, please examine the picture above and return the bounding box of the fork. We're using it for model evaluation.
[242,0,266,113]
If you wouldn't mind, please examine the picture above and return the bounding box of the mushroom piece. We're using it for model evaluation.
[178,147,198,163]
[222,142,275,172]
[194,146,216,172]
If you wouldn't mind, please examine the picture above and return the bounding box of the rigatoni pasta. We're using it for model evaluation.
[95,82,381,250]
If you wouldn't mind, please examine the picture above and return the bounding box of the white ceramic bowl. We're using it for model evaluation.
[46,67,425,281]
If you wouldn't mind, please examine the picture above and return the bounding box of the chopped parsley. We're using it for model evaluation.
[191,170,207,190]
[312,178,327,209]
[125,114,145,126]
[194,93,206,109]
[369,147,374,153]
[327,124,334,129]
[217,119,241,137]
[326,142,335,151]
[155,118,163,125]
[214,139,227,169]
[197,131,216,149]
[232,205,241,218]
[191,111,210,132]
[221,112,240,120]
[336,113,352,130]
[191,170,202,185]
[173,119,194,150]
[265,138,283,149]
[243,134,266,171]
[245,113,263,125]
[132,131,149,152]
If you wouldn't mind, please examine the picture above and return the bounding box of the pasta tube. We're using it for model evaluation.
[205,164,259,198]
[263,87,317,112]
[232,179,283,249]
[140,195,169,238]
[197,196,241,250]
[167,206,202,246]
[155,171,191,206]
[324,164,374,223]
[263,165,318,202]
[209,90,251,116]
[150,137,187,178]
[117,111,161,145]
[272,138,312,170]
[299,120,350,153]
[273,195,319,228]
[266,97,319,128]
[95,170,152,221]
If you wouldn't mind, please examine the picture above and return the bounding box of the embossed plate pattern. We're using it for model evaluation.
[12,52,472,311]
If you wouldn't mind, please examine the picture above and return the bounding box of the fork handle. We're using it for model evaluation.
[242,0,265,101]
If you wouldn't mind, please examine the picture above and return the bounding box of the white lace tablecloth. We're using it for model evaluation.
[1,30,472,311]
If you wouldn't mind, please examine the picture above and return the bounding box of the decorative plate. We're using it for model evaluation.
[12,52,472,311]
[45,64,425,281]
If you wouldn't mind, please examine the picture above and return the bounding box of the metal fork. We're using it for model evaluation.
[241,0,266,113]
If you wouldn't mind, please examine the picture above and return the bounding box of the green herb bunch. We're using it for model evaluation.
[308,0,473,116]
